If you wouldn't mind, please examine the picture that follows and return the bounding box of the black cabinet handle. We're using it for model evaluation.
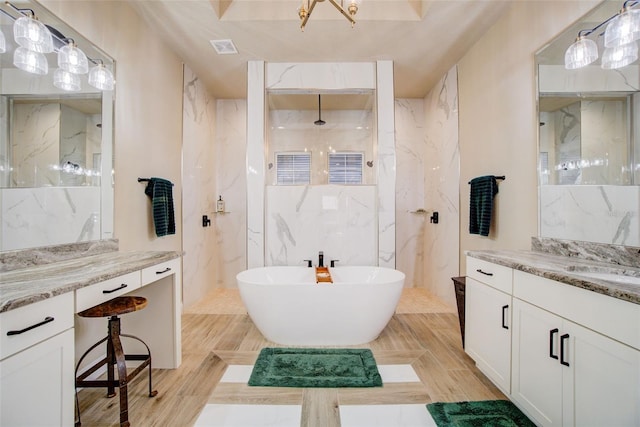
[476,269,494,276]
[549,328,559,360]
[156,267,171,274]
[501,305,509,329]
[103,283,128,294]
[7,316,54,336]
[560,333,570,366]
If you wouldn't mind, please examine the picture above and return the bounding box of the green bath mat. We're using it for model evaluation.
[427,400,536,427]
[248,347,382,388]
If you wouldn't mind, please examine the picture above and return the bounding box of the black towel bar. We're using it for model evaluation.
[468,175,505,184]
[138,177,173,186]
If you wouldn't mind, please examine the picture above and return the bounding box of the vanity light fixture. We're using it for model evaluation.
[13,46,47,74]
[565,0,639,70]
[58,38,89,74]
[53,68,81,91]
[12,10,53,53]
[88,60,115,91]
[604,1,640,48]
[298,0,361,31]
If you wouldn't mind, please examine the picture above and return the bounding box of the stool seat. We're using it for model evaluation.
[78,296,147,318]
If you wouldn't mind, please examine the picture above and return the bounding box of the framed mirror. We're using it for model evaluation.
[536,0,639,246]
[0,0,115,251]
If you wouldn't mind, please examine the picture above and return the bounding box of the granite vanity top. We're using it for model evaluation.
[466,249,640,305]
[0,251,181,313]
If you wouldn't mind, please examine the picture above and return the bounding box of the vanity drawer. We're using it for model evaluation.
[1,292,74,360]
[467,256,513,294]
[141,258,179,286]
[75,271,141,313]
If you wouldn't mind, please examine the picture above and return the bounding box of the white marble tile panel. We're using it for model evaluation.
[340,404,437,427]
[265,185,377,266]
[194,404,302,427]
[247,61,266,268]
[266,63,375,91]
[2,187,101,250]
[181,66,218,307]
[540,185,640,246]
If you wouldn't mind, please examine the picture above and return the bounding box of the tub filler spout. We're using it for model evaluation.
[318,251,324,267]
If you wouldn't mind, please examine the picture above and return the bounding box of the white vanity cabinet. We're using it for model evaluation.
[465,257,513,394]
[0,293,75,427]
[511,270,640,427]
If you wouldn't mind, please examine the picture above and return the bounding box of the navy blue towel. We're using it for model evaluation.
[144,177,175,237]
[469,175,499,237]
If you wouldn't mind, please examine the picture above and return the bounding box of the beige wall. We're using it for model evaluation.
[42,1,184,253]
[457,0,601,273]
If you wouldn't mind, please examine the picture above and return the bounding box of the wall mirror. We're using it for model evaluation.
[266,92,375,186]
[536,0,639,246]
[0,0,115,251]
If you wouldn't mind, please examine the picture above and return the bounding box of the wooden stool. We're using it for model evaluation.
[75,296,158,427]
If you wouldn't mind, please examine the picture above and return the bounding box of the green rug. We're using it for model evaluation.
[248,347,382,388]
[427,400,536,427]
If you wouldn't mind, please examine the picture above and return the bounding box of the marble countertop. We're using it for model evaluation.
[466,249,640,305]
[0,251,181,313]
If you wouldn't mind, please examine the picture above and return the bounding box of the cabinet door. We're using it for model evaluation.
[465,277,512,393]
[0,329,74,426]
[512,299,563,427]
[563,320,640,427]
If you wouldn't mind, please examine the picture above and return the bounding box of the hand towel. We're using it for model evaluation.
[144,177,175,237]
[469,175,499,237]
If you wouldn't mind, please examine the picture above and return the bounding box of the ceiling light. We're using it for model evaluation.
[604,2,640,48]
[13,13,53,53]
[58,39,89,74]
[88,62,115,91]
[564,0,640,70]
[210,39,238,55]
[53,68,81,91]
[298,0,361,31]
[13,46,48,74]
[601,41,639,69]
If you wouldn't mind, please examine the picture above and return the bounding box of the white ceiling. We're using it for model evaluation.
[128,0,511,99]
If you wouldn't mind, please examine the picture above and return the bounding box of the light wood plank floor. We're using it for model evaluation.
[75,288,504,426]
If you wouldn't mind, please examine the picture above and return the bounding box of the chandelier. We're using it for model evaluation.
[298,0,361,31]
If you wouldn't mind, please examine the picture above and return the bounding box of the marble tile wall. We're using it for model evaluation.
[181,65,218,307]
[395,99,425,288]
[215,99,248,287]
[540,185,640,247]
[421,66,460,307]
[265,185,377,266]
[1,186,101,250]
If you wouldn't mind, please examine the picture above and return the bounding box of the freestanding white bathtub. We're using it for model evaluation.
[236,266,405,346]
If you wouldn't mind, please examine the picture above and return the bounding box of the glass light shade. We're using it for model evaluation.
[53,68,81,91]
[13,47,48,75]
[58,43,89,74]
[0,29,6,53]
[564,36,598,69]
[13,15,53,53]
[601,41,639,69]
[88,64,115,91]
[604,7,640,48]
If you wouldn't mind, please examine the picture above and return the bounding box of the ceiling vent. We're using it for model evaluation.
[209,39,238,55]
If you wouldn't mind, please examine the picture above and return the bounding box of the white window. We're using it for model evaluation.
[276,152,311,185]
[328,152,363,184]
